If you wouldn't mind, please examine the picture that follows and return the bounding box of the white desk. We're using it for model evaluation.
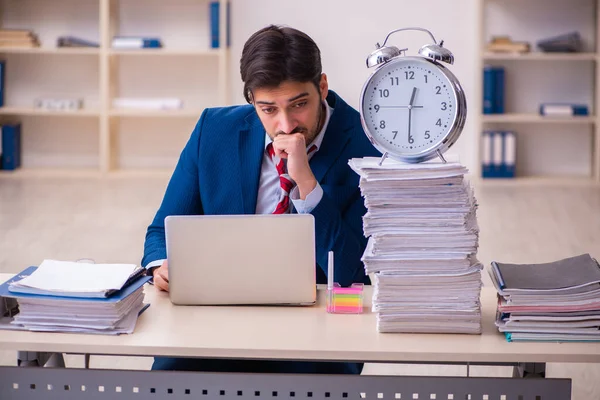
[1,273,599,364]
[0,273,587,399]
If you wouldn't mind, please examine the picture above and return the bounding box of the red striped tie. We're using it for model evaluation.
[266,143,318,214]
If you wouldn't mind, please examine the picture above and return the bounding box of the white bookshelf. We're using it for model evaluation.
[476,0,600,183]
[0,0,230,174]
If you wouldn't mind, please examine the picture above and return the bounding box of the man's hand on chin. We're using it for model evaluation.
[272,133,317,200]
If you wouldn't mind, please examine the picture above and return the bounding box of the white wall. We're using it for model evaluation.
[227,0,481,173]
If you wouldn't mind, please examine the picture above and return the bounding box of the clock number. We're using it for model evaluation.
[374,104,380,113]
[379,89,389,98]
[424,75,428,84]
[380,120,386,129]
[404,71,414,80]
[408,134,414,144]
[425,130,431,140]
[435,86,442,95]
[392,130,398,140]
[441,102,447,111]
[390,77,399,86]
[436,119,442,127]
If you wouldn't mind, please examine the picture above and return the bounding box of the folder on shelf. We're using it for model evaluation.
[503,131,516,178]
[481,131,516,179]
[112,98,183,111]
[112,37,162,49]
[481,131,492,177]
[482,66,504,114]
[539,103,589,117]
[537,31,582,53]
[0,60,4,107]
[210,1,230,48]
[57,36,99,48]
[1,123,22,171]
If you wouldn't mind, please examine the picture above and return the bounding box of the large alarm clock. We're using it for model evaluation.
[359,27,467,164]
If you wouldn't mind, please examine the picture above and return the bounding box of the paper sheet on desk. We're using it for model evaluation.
[9,260,140,297]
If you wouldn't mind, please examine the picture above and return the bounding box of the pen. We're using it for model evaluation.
[328,251,334,291]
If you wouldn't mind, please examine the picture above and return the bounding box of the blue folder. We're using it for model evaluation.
[0,266,151,303]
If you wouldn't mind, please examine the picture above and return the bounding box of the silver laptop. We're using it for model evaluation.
[165,214,317,305]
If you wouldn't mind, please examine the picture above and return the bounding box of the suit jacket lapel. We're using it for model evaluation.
[310,92,352,183]
[238,113,265,214]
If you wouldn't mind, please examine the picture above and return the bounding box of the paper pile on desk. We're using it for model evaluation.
[0,261,151,335]
[490,254,600,342]
[349,156,482,334]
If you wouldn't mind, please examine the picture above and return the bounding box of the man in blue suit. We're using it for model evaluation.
[142,25,380,374]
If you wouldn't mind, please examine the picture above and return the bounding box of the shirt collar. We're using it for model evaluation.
[264,101,334,159]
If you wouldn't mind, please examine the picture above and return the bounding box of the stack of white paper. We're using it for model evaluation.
[490,254,600,342]
[0,260,150,335]
[349,156,482,334]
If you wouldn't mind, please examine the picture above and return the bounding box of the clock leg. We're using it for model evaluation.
[378,152,389,166]
[436,149,447,163]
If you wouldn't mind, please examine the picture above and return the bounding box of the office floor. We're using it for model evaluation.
[0,175,599,399]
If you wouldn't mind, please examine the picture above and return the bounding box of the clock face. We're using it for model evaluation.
[360,57,460,158]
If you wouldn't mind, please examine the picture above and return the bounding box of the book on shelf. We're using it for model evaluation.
[112,37,162,49]
[486,36,530,54]
[539,103,589,117]
[57,36,99,48]
[210,1,230,49]
[0,60,4,107]
[0,29,39,48]
[1,123,22,171]
[482,131,516,179]
[537,31,582,53]
[482,65,504,114]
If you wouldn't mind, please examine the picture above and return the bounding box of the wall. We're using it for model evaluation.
[227,0,481,173]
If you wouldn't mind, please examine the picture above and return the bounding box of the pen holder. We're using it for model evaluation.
[326,283,364,314]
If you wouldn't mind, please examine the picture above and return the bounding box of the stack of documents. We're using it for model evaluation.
[349,156,482,334]
[0,260,150,335]
[490,254,600,342]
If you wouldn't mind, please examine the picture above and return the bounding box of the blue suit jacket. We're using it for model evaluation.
[142,91,380,286]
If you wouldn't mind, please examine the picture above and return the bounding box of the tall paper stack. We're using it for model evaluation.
[349,156,482,334]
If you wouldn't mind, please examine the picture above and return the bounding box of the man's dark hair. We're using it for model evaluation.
[240,25,322,103]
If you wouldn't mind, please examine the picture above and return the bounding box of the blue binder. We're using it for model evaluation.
[483,66,495,114]
[482,131,517,178]
[0,266,151,303]
[494,68,505,114]
[0,60,5,107]
[1,123,22,170]
[482,66,505,114]
[210,1,230,48]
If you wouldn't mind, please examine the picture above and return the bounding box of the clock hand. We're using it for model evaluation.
[408,106,412,144]
[378,105,423,109]
[409,87,417,106]
[408,87,417,144]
